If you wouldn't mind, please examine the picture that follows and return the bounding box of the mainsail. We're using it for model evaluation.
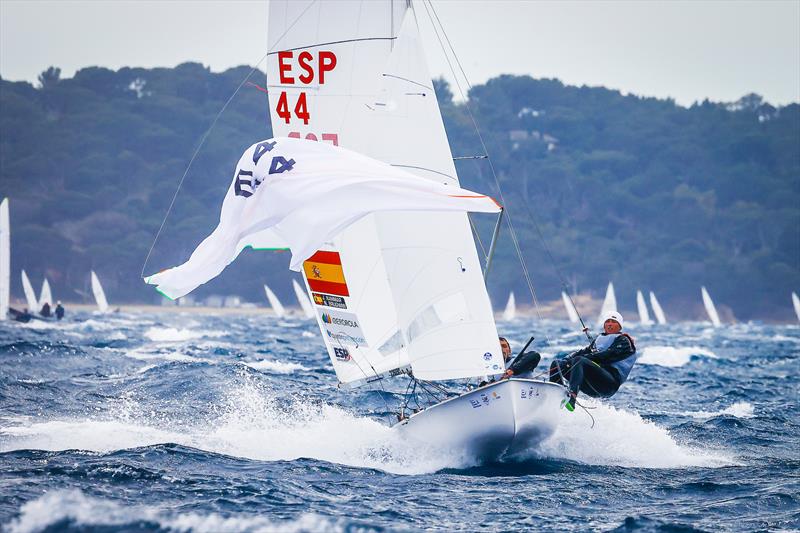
[636,290,653,325]
[263,284,287,318]
[20,270,38,311]
[91,271,109,313]
[502,292,516,321]
[596,282,617,326]
[266,1,506,384]
[649,291,667,325]
[701,286,721,327]
[292,279,314,319]
[561,291,580,323]
[39,278,52,310]
[0,198,8,320]
[793,292,800,323]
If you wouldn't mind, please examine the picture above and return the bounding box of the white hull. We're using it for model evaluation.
[395,379,565,460]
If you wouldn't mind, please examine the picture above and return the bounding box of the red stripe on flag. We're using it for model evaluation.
[307,278,349,297]
[306,250,342,265]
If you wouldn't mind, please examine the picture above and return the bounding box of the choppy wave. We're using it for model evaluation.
[143,327,224,342]
[6,489,345,533]
[682,401,755,419]
[638,345,717,367]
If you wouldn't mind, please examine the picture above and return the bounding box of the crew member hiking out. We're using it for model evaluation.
[499,337,541,379]
[549,311,637,412]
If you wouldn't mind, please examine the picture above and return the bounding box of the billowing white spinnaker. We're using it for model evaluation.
[701,286,721,327]
[0,380,732,473]
[638,346,718,367]
[6,489,343,533]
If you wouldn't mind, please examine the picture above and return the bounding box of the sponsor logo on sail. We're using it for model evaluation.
[483,352,492,361]
[312,293,347,309]
[333,347,351,361]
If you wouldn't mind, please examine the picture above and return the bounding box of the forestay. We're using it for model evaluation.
[91,271,109,313]
[267,0,506,384]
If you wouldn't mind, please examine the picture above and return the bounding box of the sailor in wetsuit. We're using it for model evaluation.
[499,337,541,379]
[549,311,637,412]
[40,302,51,318]
[55,301,65,320]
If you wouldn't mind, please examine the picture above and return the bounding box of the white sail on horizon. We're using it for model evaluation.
[292,279,314,319]
[649,291,667,325]
[91,271,109,313]
[562,291,580,323]
[21,270,38,311]
[0,198,8,320]
[265,1,506,385]
[38,278,52,310]
[791,292,799,323]
[596,282,617,326]
[263,284,287,318]
[701,286,721,327]
[636,290,653,325]
[502,292,516,321]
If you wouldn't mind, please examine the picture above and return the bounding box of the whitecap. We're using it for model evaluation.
[683,401,755,420]
[243,359,308,373]
[638,345,717,367]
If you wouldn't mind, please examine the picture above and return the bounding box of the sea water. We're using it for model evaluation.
[1,312,798,531]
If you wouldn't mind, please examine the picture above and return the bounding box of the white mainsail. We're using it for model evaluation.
[502,292,516,321]
[91,271,109,313]
[596,282,617,326]
[793,292,800,323]
[0,198,8,320]
[701,286,721,327]
[636,290,653,325]
[266,1,506,384]
[21,270,38,311]
[263,284,287,318]
[292,279,315,319]
[561,291,580,323]
[649,291,667,325]
[38,278,52,310]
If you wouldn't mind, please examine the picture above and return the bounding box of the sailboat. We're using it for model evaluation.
[793,292,800,323]
[21,270,39,311]
[0,198,8,320]
[636,290,653,325]
[701,286,721,327]
[91,271,110,313]
[502,291,516,321]
[561,291,580,323]
[263,284,287,318]
[649,291,667,325]
[38,278,53,312]
[291,279,315,319]
[596,282,617,326]
[146,1,567,459]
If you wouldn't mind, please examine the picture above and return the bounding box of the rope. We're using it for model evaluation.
[422,0,553,347]
[140,0,318,278]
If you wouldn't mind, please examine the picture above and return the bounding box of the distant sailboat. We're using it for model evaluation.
[561,291,580,323]
[0,198,8,320]
[38,279,53,311]
[649,291,667,325]
[20,270,38,311]
[701,286,721,327]
[792,292,800,323]
[636,290,653,325]
[263,284,287,318]
[502,291,516,321]
[596,282,617,325]
[91,271,109,313]
[292,279,315,319]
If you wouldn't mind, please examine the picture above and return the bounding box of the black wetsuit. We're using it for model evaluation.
[507,350,542,377]
[40,303,51,318]
[55,304,64,320]
[549,333,637,398]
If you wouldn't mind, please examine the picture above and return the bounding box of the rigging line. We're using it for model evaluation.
[423,0,553,346]
[141,0,318,279]
[426,0,590,339]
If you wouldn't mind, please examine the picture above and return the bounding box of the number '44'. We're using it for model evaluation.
[276,92,310,125]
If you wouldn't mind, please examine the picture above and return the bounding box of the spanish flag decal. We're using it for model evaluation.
[303,251,349,297]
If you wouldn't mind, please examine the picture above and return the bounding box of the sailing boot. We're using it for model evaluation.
[560,392,577,412]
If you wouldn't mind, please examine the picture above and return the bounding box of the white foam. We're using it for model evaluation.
[243,359,308,373]
[143,327,224,342]
[535,400,734,468]
[683,401,755,419]
[6,489,343,533]
[124,347,209,364]
[638,345,717,367]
